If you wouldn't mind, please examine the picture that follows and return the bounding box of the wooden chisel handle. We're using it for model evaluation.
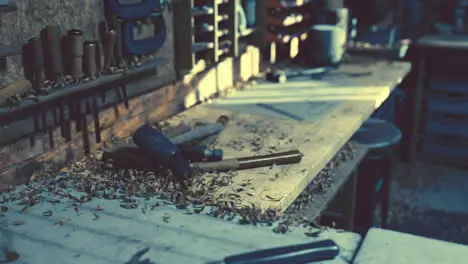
[103,30,116,73]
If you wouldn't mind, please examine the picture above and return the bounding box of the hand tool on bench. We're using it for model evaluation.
[170,115,229,145]
[220,239,339,264]
[103,143,223,171]
[133,124,193,180]
[191,149,302,173]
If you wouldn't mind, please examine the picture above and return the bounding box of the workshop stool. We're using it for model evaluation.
[351,118,402,235]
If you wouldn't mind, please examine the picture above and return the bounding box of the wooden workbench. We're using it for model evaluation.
[0,196,361,264]
[168,57,411,212]
[353,228,468,264]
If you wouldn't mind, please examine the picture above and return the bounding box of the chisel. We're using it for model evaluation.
[220,239,339,264]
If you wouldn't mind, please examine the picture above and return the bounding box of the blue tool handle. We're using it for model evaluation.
[224,239,339,264]
[108,0,160,19]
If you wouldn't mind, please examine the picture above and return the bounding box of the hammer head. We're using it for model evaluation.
[266,71,287,83]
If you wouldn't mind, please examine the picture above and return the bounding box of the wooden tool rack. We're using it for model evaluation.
[173,0,267,79]
[266,0,315,63]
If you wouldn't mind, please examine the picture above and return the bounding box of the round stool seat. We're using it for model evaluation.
[352,118,402,158]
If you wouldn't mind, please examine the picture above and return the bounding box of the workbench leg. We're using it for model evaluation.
[408,51,427,164]
[341,171,358,231]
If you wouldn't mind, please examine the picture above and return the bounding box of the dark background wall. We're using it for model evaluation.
[0,0,175,85]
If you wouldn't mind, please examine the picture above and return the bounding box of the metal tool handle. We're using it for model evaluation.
[224,239,339,264]
[238,150,303,170]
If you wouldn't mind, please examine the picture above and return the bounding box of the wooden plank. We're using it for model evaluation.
[418,34,468,50]
[0,195,361,264]
[164,59,411,212]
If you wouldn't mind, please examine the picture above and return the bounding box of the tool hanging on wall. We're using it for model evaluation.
[105,0,167,56]
[67,29,84,79]
[43,25,64,83]
[28,37,45,91]
[83,41,98,79]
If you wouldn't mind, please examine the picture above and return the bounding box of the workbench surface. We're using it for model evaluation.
[353,228,468,264]
[174,57,411,212]
[0,197,361,264]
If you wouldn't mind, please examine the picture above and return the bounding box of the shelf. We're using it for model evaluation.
[268,13,309,27]
[239,28,256,38]
[267,0,314,8]
[0,46,21,58]
[0,58,168,124]
[192,42,215,52]
[267,29,309,44]
[191,6,214,16]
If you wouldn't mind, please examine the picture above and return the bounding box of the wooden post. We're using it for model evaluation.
[254,0,268,50]
[173,0,194,79]
[409,49,427,163]
[207,0,219,63]
[227,0,239,57]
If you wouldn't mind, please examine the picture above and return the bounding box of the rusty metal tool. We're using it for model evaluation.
[67,29,84,79]
[83,41,97,79]
[103,29,117,73]
[28,37,45,90]
[190,149,303,173]
[45,25,64,82]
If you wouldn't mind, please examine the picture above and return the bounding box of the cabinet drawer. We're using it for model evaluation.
[422,137,468,160]
[427,93,468,115]
[424,115,468,138]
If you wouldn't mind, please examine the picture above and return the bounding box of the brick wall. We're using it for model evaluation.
[0,47,261,190]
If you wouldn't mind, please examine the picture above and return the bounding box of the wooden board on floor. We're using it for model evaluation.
[167,58,411,212]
